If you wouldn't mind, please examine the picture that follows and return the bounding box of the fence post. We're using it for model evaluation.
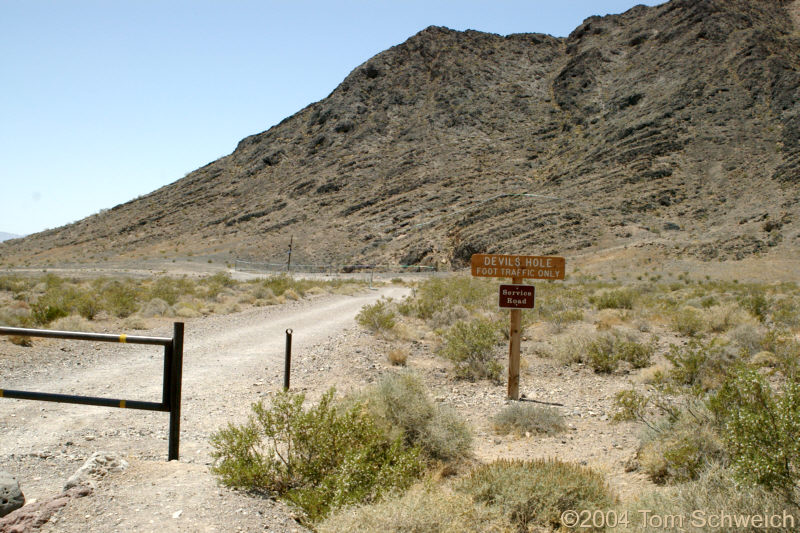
[168,322,184,461]
[284,329,293,390]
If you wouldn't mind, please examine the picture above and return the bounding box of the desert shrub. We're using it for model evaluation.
[591,288,636,310]
[616,338,655,369]
[585,332,618,373]
[366,372,472,463]
[458,458,615,532]
[430,304,470,329]
[637,414,725,485]
[210,389,422,523]
[612,388,680,426]
[760,330,800,376]
[401,277,494,321]
[624,464,800,532]
[548,308,584,332]
[703,302,753,333]
[387,347,408,366]
[100,280,139,318]
[439,318,502,382]
[0,275,34,294]
[709,365,800,503]
[491,403,565,436]
[0,303,32,328]
[739,289,769,322]
[771,296,800,328]
[671,306,705,337]
[49,315,96,332]
[565,331,654,373]
[666,339,736,391]
[147,276,194,306]
[318,482,511,533]
[262,274,294,297]
[356,298,396,334]
[8,334,33,346]
[173,303,202,318]
[30,284,86,325]
[548,332,593,365]
[728,322,766,356]
[139,298,172,318]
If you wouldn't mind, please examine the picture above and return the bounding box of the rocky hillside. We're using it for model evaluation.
[3,0,799,268]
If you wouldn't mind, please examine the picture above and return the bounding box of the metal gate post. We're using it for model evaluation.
[168,322,184,461]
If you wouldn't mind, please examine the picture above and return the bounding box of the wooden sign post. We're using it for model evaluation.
[471,254,565,400]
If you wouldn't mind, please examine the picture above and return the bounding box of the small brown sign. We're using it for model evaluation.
[471,254,565,280]
[499,284,535,309]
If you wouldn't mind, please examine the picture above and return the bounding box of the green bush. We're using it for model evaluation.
[356,298,396,334]
[439,318,502,382]
[671,306,705,337]
[100,279,139,318]
[148,276,195,306]
[30,284,87,325]
[491,403,565,436]
[365,372,472,463]
[592,288,636,310]
[459,458,615,532]
[739,290,769,322]
[586,333,618,373]
[666,339,735,391]
[709,365,800,503]
[210,389,422,523]
[581,332,654,373]
[401,277,494,321]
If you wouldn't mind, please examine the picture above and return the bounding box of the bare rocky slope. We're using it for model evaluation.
[2,0,799,268]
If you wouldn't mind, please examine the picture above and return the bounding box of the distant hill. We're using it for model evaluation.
[2,0,798,268]
[0,232,21,243]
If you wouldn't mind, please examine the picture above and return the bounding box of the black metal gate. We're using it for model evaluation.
[0,322,184,460]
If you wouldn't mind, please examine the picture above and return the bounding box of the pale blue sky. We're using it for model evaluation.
[0,0,663,237]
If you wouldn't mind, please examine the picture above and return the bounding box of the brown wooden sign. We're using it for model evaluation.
[499,284,535,309]
[471,254,565,280]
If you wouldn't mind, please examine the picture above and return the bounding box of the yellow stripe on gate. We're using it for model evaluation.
[0,389,3,398]
[119,334,127,343]
[120,400,126,408]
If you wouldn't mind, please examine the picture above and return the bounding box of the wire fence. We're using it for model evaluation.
[233,259,440,276]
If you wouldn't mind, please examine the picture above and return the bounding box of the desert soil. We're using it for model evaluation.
[1,283,653,532]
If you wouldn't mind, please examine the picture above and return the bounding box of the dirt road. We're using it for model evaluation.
[1,286,408,532]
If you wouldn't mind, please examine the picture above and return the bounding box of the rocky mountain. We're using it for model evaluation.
[2,0,798,269]
[0,233,21,243]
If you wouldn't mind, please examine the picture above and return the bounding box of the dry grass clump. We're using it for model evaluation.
[491,403,566,436]
[637,416,725,485]
[548,329,594,365]
[703,302,754,333]
[49,315,96,333]
[387,347,408,366]
[139,298,172,318]
[317,483,512,533]
[624,464,800,532]
[728,322,766,355]
[458,458,616,532]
